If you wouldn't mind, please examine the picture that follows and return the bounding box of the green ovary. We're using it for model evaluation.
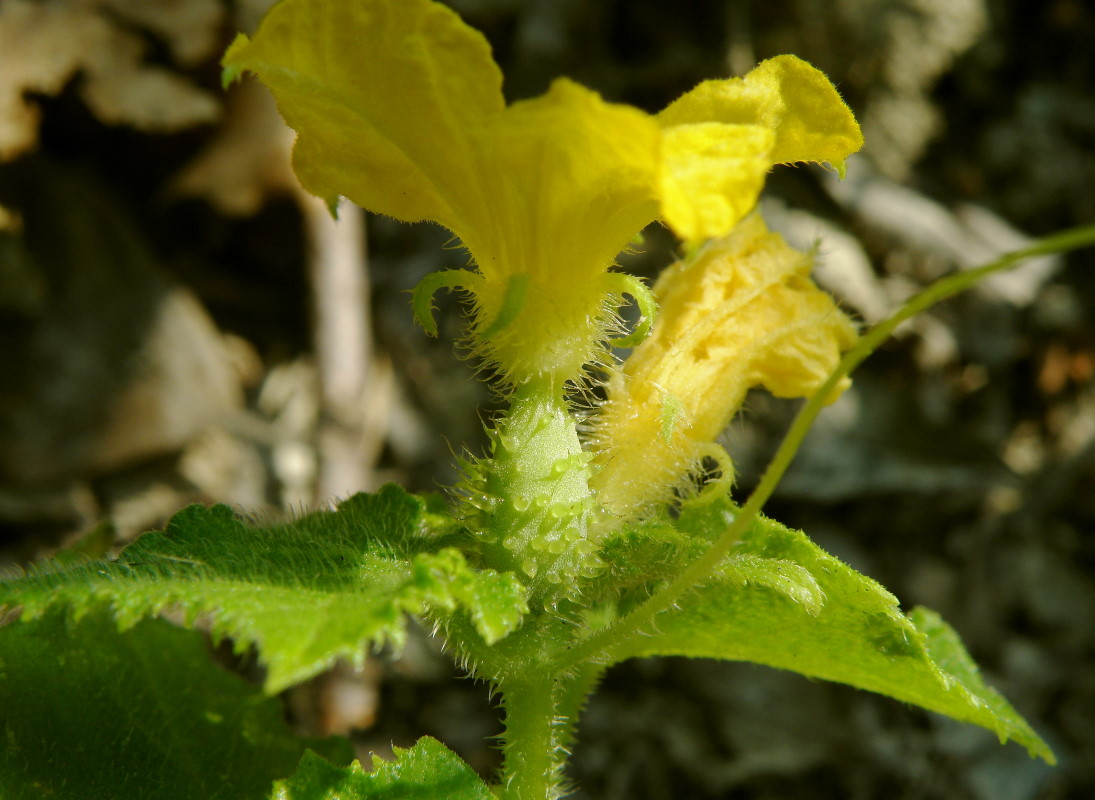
[470,381,601,600]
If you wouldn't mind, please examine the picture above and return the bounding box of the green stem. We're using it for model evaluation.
[445,615,594,796]
[553,223,1095,673]
[498,672,565,800]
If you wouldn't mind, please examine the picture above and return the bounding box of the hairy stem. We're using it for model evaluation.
[498,672,565,800]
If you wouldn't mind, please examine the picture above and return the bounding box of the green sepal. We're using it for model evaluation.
[0,609,351,800]
[221,33,251,88]
[477,271,530,339]
[604,272,657,348]
[0,484,527,692]
[411,269,473,337]
[272,739,493,800]
[609,497,1055,763]
[325,194,341,219]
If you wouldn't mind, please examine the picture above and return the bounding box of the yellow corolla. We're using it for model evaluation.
[589,214,859,519]
[223,0,862,388]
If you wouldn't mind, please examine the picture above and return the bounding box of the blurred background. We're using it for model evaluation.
[1,0,1093,797]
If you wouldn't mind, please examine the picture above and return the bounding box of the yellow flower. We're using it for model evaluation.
[588,214,859,520]
[223,0,862,388]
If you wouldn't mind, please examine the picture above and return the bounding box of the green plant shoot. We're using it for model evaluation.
[4,0,1094,798]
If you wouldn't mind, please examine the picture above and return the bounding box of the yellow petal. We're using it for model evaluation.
[469,78,660,288]
[222,0,503,228]
[228,0,662,385]
[227,0,863,393]
[659,54,863,176]
[659,122,773,242]
[590,214,858,519]
[464,78,661,382]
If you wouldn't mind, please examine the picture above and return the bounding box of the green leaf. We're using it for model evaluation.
[0,485,526,692]
[0,609,351,800]
[612,498,1055,763]
[273,739,494,800]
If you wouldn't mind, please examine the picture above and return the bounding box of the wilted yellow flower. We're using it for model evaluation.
[222,0,862,389]
[589,214,859,520]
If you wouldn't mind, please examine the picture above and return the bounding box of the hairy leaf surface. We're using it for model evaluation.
[611,498,1054,762]
[0,485,527,691]
[0,609,351,800]
[271,739,493,800]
